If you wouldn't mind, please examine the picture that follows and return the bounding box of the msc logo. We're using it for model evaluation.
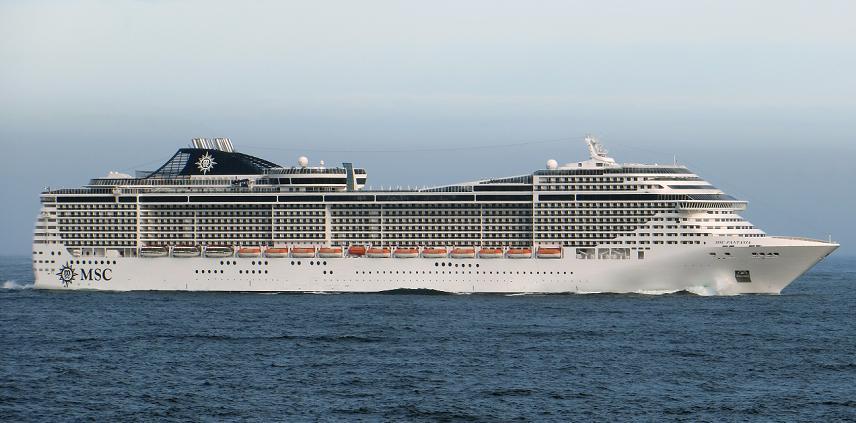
[196,152,217,174]
[56,263,77,287]
[55,262,113,287]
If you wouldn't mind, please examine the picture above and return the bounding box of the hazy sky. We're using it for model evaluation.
[1,0,854,255]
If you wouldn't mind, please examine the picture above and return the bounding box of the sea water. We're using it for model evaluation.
[2,255,854,421]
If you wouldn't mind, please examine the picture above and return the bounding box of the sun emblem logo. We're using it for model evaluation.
[196,152,217,174]
[56,262,77,287]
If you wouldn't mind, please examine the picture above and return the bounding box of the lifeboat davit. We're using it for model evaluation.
[394,248,419,258]
[318,247,343,258]
[291,247,316,258]
[479,248,503,259]
[238,247,262,258]
[506,248,532,259]
[366,247,391,258]
[264,247,289,258]
[140,246,168,258]
[421,248,447,258]
[451,247,476,259]
[348,245,367,256]
[172,245,201,258]
[205,245,234,258]
[536,247,562,259]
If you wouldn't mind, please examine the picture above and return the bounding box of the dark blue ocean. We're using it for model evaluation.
[2,255,855,421]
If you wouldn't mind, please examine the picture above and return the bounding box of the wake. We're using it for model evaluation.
[3,280,34,290]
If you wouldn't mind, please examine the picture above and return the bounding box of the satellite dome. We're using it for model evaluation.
[298,156,309,167]
[546,159,558,170]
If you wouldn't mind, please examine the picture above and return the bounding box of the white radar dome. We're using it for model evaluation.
[298,156,309,167]
[546,159,558,170]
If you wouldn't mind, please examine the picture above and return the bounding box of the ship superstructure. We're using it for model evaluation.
[32,137,838,294]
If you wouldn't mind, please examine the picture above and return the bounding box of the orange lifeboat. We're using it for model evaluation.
[347,245,367,256]
[479,248,503,259]
[536,247,562,259]
[291,247,316,258]
[366,247,391,258]
[394,248,419,258]
[506,248,532,259]
[421,248,447,258]
[238,246,262,258]
[264,247,289,258]
[318,247,343,258]
[450,247,476,259]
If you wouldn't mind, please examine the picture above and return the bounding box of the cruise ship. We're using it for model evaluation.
[32,136,838,294]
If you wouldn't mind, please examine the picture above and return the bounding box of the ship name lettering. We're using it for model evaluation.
[80,268,112,281]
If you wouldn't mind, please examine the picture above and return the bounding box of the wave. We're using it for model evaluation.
[3,280,34,290]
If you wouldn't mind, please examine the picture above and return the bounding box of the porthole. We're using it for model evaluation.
[291,261,295,265]
[323,261,327,265]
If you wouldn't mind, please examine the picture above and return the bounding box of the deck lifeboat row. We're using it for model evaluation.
[141,246,563,259]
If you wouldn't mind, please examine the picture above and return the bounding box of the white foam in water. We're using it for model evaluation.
[684,285,724,296]
[3,280,34,290]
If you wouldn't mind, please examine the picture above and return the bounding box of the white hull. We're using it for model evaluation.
[33,239,837,295]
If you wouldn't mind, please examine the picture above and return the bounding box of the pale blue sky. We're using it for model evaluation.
[1,0,854,255]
